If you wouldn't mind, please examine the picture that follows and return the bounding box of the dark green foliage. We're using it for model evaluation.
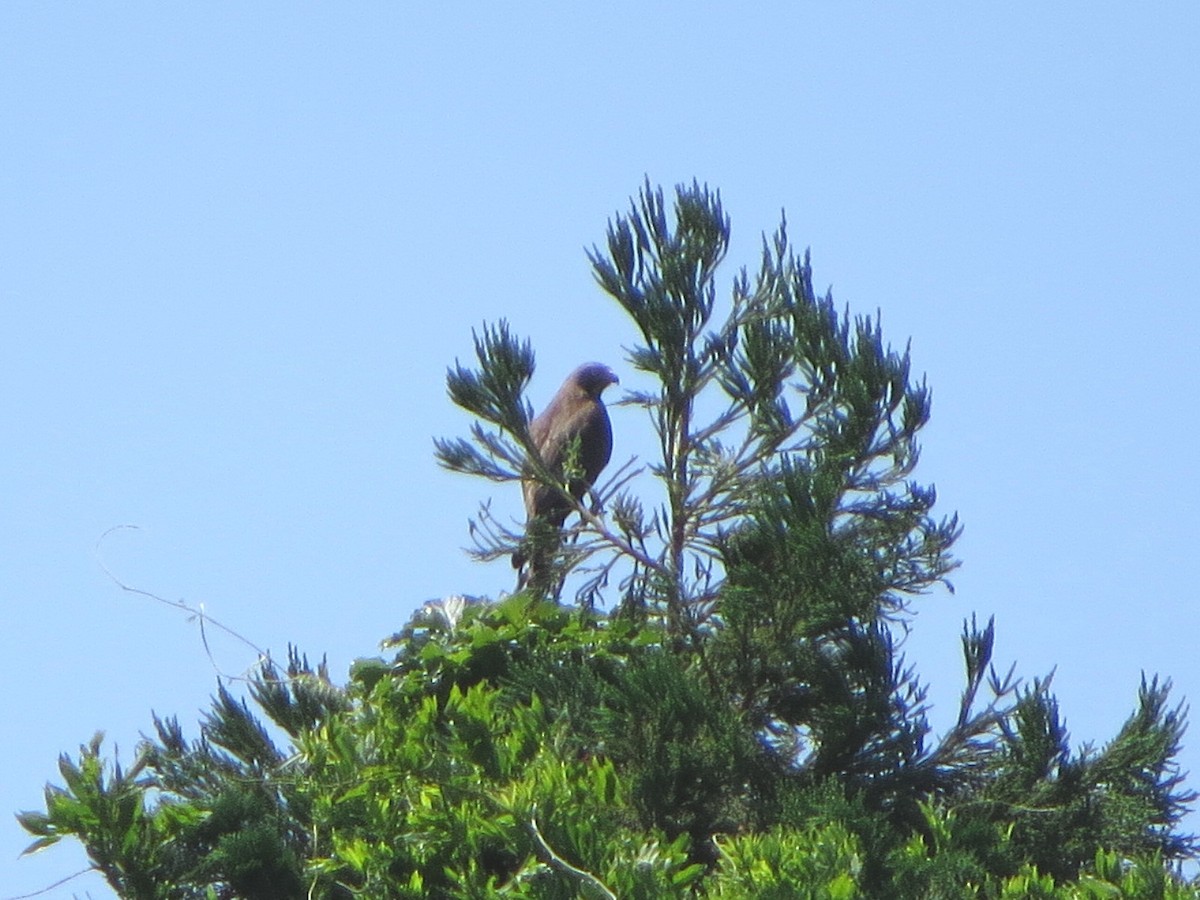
[21,182,1197,898]
[433,321,537,485]
[977,676,1198,883]
[184,789,305,898]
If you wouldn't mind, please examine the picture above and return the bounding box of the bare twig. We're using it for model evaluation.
[2,867,93,900]
[526,804,616,900]
[93,525,271,684]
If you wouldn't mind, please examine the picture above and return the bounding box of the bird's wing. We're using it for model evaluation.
[578,401,613,486]
[524,393,600,519]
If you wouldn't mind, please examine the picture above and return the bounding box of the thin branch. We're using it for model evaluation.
[94,525,271,684]
[592,456,644,504]
[574,503,666,579]
[527,804,616,900]
[2,868,94,900]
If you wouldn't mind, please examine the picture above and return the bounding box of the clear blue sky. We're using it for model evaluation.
[4,4,1198,895]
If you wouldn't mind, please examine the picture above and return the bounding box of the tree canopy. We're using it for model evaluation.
[20,181,1197,898]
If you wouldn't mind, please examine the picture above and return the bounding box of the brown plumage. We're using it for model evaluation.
[513,362,619,583]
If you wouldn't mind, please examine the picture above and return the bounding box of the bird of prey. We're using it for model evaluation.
[513,362,619,586]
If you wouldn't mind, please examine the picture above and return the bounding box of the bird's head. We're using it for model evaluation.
[570,362,619,399]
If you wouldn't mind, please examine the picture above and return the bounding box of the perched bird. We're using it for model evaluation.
[513,362,619,585]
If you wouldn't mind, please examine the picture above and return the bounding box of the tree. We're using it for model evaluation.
[20,181,1198,898]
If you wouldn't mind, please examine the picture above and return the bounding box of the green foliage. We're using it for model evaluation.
[710,822,864,899]
[21,182,1198,898]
